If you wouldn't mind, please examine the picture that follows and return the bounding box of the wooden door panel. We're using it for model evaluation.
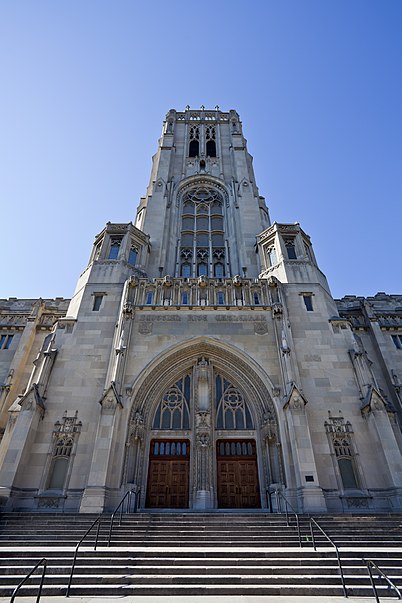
[146,440,189,508]
[217,440,260,509]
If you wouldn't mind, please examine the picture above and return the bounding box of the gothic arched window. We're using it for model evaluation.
[333,437,359,489]
[206,127,216,157]
[325,416,360,491]
[152,375,191,430]
[189,127,200,157]
[46,413,81,491]
[179,187,226,278]
[215,374,254,430]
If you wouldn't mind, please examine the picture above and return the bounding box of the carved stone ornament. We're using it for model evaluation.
[19,384,46,417]
[99,382,122,411]
[254,322,268,335]
[272,303,283,318]
[197,433,210,447]
[123,302,134,316]
[268,276,279,288]
[129,410,145,441]
[138,321,153,335]
[346,497,369,509]
[361,385,387,414]
[102,397,118,411]
[38,497,60,509]
[196,411,211,428]
[284,385,307,413]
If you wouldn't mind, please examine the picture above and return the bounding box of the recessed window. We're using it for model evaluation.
[179,187,226,278]
[303,295,314,311]
[217,291,225,305]
[206,126,216,157]
[214,263,224,278]
[182,291,189,305]
[198,262,208,276]
[128,245,138,265]
[254,292,260,305]
[92,295,103,311]
[391,334,402,350]
[146,291,153,305]
[284,238,297,259]
[189,126,200,157]
[108,238,122,259]
[267,247,277,266]
[0,334,13,349]
[181,263,191,278]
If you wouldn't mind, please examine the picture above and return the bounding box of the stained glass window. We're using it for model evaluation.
[152,375,191,430]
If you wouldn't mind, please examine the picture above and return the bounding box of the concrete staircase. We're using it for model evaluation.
[0,512,401,598]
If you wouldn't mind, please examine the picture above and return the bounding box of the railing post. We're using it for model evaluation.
[335,545,347,598]
[11,558,47,603]
[363,558,402,601]
[310,520,316,550]
[295,514,302,548]
[284,499,289,526]
[94,518,101,550]
[36,563,46,603]
[366,562,380,603]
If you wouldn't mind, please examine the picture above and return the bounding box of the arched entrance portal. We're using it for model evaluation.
[125,342,283,510]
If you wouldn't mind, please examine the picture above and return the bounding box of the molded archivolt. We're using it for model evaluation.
[175,175,230,208]
[127,337,278,429]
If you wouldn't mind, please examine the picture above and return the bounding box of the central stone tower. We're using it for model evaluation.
[135,107,270,280]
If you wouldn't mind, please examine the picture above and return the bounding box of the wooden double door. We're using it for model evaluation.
[217,439,261,508]
[146,439,190,508]
[146,437,260,509]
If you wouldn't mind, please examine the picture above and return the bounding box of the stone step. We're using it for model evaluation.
[0,583,399,597]
[1,512,401,599]
[3,572,401,585]
[1,563,397,576]
[4,555,402,566]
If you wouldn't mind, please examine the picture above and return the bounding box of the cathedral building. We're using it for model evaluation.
[0,108,401,514]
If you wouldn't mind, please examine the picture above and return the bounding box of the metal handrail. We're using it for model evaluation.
[10,557,47,603]
[66,515,102,597]
[275,489,302,547]
[107,488,140,546]
[363,558,402,602]
[309,517,347,598]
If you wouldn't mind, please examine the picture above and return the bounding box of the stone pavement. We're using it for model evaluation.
[0,597,378,603]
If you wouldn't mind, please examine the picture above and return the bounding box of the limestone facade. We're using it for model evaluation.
[0,108,401,513]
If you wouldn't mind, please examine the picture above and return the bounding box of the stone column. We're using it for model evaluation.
[283,387,327,512]
[193,358,214,509]
[123,411,145,505]
[79,392,122,513]
[363,392,402,506]
[0,388,45,509]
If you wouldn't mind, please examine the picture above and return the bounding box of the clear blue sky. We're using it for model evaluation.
[1,0,401,300]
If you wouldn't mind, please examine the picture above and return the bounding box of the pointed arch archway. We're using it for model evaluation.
[124,338,284,510]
